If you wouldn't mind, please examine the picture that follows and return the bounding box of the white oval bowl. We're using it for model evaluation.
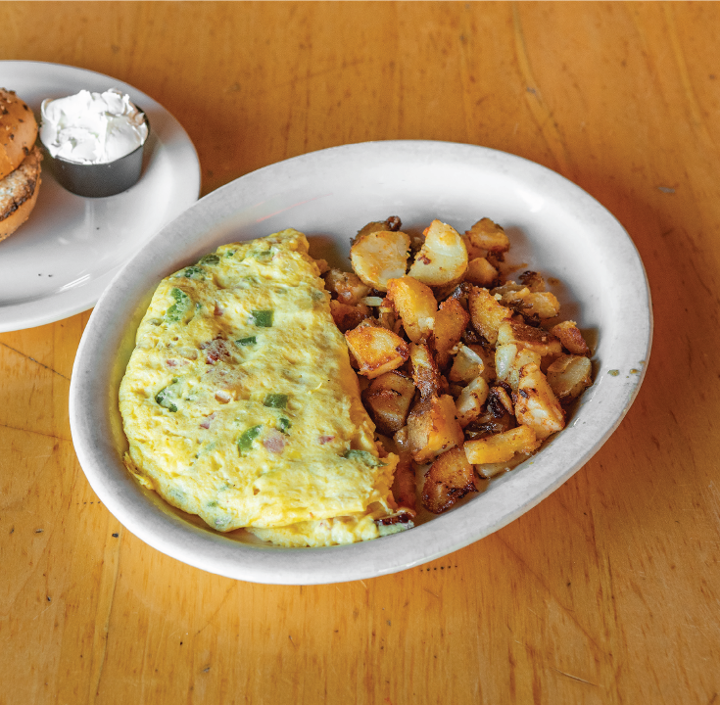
[69,140,652,585]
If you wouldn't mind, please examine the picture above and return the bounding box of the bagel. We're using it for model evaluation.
[0,146,42,244]
[1,88,38,181]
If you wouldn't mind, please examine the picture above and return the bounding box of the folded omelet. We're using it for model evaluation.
[119,229,400,547]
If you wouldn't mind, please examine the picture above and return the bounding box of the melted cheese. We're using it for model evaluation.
[119,229,398,546]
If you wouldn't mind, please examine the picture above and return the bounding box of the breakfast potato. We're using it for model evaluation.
[455,376,490,427]
[546,354,593,399]
[362,370,417,435]
[465,257,498,287]
[464,218,510,255]
[448,344,485,384]
[464,425,540,465]
[468,286,512,344]
[407,220,468,287]
[345,321,410,379]
[409,342,443,398]
[494,343,542,391]
[421,446,477,514]
[434,297,471,369]
[550,320,591,356]
[324,268,370,305]
[351,228,411,291]
[407,394,465,464]
[496,320,563,358]
[386,276,437,344]
[514,362,565,439]
[330,300,370,332]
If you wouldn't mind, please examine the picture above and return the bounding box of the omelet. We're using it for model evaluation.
[119,229,403,547]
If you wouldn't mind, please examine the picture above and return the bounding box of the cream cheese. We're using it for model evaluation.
[40,89,148,165]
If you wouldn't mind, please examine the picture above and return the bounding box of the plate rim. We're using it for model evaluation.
[0,60,201,332]
[69,139,653,585]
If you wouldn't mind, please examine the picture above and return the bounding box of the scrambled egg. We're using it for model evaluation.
[119,229,399,547]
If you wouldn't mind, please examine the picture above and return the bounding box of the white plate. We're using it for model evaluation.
[0,61,200,331]
[69,140,652,585]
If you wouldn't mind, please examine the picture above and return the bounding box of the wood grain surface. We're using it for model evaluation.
[2,2,719,704]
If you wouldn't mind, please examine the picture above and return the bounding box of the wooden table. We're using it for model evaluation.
[2,3,719,703]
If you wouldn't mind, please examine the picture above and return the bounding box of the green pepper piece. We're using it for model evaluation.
[236,336,257,346]
[238,425,262,455]
[250,310,273,327]
[166,287,192,323]
[155,380,180,413]
[277,417,291,435]
[264,393,288,409]
[343,449,386,467]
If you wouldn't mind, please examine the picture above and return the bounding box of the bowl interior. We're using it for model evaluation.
[69,140,652,584]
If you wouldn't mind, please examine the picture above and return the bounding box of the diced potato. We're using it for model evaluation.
[448,344,485,383]
[433,298,470,369]
[502,289,561,319]
[518,270,546,292]
[351,229,411,291]
[491,384,515,416]
[546,354,593,399]
[376,297,397,331]
[455,376,490,427]
[362,370,417,435]
[386,276,438,344]
[514,363,565,440]
[407,394,465,464]
[550,320,591,356]
[496,320,562,358]
[468,286,512,344]
[409,343,442,398]
[391,448,418,514]
[355,216,402,240]
[421,447,477,514]
[345,321,410,379]
[329,300,370,333]
[407,220,468,287]
[323,268,371,305]
[464,425,540,464]
[464,218,510,254]
[495,343,542,391]
[465,257,498,287]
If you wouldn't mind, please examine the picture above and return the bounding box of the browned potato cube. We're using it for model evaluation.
[386,276,438,343]
[550,320,591,355]
[494,343,542,391]
[464,425,540,464]
[351,229,411,291]
[468,286,512,344]
[465,257,499,287]
[407,394,465,464]
[421,447,477,514]
[407,220,469,287]
[345,321,410,379]
[455,376,490,427]
[448,344,486,383]
[501,289,560,319]
[464,218,510,254]
[392,444,417,513]
[323,268,371,305]
[546,354,593,399]
[409,343,442,398]
[514,363,565,439]
[330,300,370,333]
[434,297,470,368]
[497,320,563,357]
[362,370,417,435]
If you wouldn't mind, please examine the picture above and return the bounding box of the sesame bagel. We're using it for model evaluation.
[1,88,38,181]
[0,146,42,244]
